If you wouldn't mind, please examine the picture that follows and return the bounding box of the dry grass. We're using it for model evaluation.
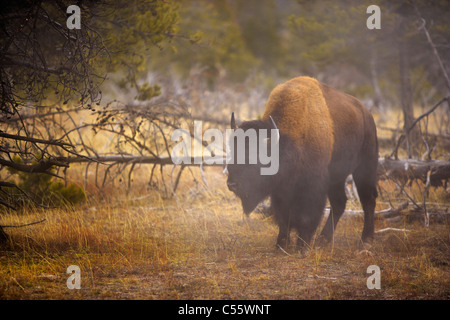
[0,166,448,300]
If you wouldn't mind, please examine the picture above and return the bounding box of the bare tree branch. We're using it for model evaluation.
[0,132,72,147]
[0,158,68,174]
[0,219,46,228]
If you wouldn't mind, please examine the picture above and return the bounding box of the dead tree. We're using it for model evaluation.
[0,1,107,242]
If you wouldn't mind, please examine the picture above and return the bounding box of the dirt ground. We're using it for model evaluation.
[1,176,449,300]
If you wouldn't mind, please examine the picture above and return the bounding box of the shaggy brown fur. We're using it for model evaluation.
[227,76,378,249]
[263,77,334,168]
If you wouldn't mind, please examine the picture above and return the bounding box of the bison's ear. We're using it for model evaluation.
[231,112,236,129]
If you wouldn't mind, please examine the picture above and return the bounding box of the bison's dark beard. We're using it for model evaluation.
[239,193,262,215]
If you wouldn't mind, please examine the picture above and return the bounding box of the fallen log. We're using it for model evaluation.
[377,158,450,186]
[405,208,450,224]
[375,201,409,219]
[61,155,225,166]
[55,155,450,187]
[375,227,410,234]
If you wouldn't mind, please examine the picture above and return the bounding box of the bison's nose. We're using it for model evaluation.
[227,181,238,193]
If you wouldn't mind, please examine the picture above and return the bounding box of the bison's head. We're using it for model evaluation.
[226,113,280,215]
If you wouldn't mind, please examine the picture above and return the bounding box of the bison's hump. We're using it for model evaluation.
[262,76,334,166]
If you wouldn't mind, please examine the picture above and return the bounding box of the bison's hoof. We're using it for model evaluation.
[296,246,310,257]
[358,239,373,250]
[315,234,331,247]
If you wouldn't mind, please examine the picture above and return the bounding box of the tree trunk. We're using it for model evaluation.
[370,51,385,115]
[398,23,416,158]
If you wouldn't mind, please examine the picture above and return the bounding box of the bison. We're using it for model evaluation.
[226,76,378,250]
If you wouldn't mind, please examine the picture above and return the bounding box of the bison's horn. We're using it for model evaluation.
[231,112,236,130]
[269,116,280,144]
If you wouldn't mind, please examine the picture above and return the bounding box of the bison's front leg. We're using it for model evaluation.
[276,221,291,249]
[272,196,291,250]
[295,222,315,252]
[320,180,348,242]
[294,191,328,252]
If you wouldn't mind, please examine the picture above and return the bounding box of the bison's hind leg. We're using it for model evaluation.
[353,165,378,243]
[320,180,348,242]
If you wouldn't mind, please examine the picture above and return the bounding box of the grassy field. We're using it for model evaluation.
[0,165,448,300]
